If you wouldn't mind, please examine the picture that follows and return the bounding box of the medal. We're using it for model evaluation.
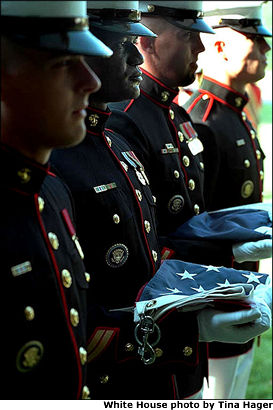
[187,138,204,155]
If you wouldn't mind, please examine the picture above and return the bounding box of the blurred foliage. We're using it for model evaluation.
[246,328,272,399]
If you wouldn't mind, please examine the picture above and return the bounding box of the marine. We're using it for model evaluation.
[1,0,111,399]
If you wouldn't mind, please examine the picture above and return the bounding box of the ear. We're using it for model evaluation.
[215,41,225,53]
[139,36,156,54]
[214,40,228,61]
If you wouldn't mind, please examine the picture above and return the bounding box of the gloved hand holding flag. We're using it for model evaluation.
[134,260,271,349]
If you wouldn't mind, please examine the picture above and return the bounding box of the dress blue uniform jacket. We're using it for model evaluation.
[0,143,89,399]
[108,71,235,267]
[108,73,255,358]
[51,107,208,399]
[184,76,265,211]
[184,76,265,357]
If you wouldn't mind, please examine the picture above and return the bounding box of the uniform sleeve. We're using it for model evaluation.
[159,235,234,267]
[193,123,222,210]
[85,296,201,374]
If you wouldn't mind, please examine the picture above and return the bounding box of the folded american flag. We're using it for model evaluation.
[134,259,270,322]
[170,204,272,242]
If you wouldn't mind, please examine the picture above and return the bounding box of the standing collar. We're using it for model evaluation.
[199,76,249,112]
[85,106,112,135]
[140,69,179,108]
[0,143,49,195]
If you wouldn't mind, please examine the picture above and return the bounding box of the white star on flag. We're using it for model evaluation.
[165,287,182,294]
[191,285,206,293]
[242,272,263,284]
[176,270,197,280]
[201,265,220,272]
[217,279,231,287]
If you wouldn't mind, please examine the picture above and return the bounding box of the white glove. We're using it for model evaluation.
[255,226,272,236]
[232,238,272,263]
[253,284,272,311]
[197,304,270,344]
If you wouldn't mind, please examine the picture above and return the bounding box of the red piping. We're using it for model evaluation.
[141,68,178,95]
[104,129,156,276]
[35,194,83,398]
[141,88,170,109]
[202,95,214,122]
[203,76,247,100]
[186,92,203,114]
[124,99,135,112]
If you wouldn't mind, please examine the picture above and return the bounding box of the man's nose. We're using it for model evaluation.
[78,58,101,95]
[128,43,145,66]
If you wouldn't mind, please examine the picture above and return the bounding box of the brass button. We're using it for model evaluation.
[152,250,158,262]
[161,91,170,102]
[256,150,261,160]
[48,232,59,250]
[70,308,79,327]
[183,156,190,167]
[79,347,87,365]
[244,159,251,168]
[188,179,195,190]
[250,130,256,140]
[155,348,163,358]
[147,4,155,12]
[17,168,31,183]
[85,272,91,283]
[135,189,142,201]
[144,220,151,233]
[183,346,193,357]
[202,94,209,100]
[100,375,109,384]
[169,109,175,120]
[113,214,120,224]
[82,385,90,399]
[194,204,200,215]
[38,196,45,212]
[24,306,35,321]
[260,170,264,180]
[125,343,135,352]
[153,195,157,204]
[174,170,180,179]
[62,269,72,288]
[178,131,184,142]
[241,112,247,121]
[200,161,204,170]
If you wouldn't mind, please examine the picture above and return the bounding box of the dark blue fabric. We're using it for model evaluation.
[139,259,269,301]
[170,209,271,242]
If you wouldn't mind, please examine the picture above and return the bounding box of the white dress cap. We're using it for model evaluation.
[1,0,113,57]
[1,1,87,17]
[139,1,203,12]
[88,1,138,10]
[203,1,263,20]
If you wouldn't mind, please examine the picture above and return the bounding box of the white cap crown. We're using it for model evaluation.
[139,1,203,12]
[88,1,138,10]
[1,1,87,17]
